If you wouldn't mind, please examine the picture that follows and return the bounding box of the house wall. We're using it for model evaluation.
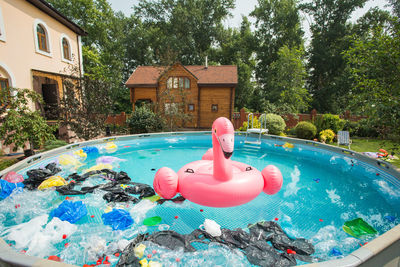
[130,87,157,111]
[0,0,82,104]
[158,64,199,128]
[199,87,233,128]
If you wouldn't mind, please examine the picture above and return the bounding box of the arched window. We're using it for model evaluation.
[37,24,48,52]
[62,38,71,60]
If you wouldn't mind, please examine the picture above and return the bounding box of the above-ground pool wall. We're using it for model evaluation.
[0,132,399,267]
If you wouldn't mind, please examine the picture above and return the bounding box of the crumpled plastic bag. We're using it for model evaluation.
[2,171,24,183]
[102,209,134,230]
[50,200,87,224]
[38,176,67,190]
[24,163,61,190]
[0,179,24,200]
[3,215,77,258]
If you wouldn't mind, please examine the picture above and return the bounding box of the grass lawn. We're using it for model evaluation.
[338,137,400,168]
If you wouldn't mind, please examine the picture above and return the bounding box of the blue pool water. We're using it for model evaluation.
[1,134,400,266]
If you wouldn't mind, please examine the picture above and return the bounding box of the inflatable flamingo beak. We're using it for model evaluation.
[217,133,234,159]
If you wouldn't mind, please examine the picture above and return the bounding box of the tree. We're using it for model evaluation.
[134,0,235,65]
[213,16,257,109]
[300,0,367,113]
[251,0,304,104]
[47,0,130,113]
[57,73,113,141]
[343,19,400,137]
[268,45,310,113]
[0,88,56,153]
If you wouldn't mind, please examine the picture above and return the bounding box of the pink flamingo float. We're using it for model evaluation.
[153,117,283,207]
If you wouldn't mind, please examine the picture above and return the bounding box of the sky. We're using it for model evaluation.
[108,0,391,28]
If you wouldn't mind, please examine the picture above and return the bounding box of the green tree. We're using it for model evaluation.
[213,17,257,109]
[250,0,304,105]
[134,0,235,65]
[57,73,113,141]
[0,88,56,153]
[300,0,367,113]
[343,19,400,137]
[47,0,130,113]
[269,45,310,113]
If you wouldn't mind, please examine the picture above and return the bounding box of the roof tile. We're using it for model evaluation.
[126,64,237,86]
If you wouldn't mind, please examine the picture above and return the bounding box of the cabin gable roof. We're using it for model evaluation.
[126,64,237,87]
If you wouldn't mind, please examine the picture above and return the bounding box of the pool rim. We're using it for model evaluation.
[0,131,399,267]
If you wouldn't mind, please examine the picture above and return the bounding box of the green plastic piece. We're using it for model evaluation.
[143,195,160,202]
[143,216,162,226]
[343,218,378,238]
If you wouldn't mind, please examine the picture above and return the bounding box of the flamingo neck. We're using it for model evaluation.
[212,134,232,181]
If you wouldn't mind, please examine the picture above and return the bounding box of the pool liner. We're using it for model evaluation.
[116,221,316,267]
[50,200,88,224]
[102,209,134,230]
[0,180,24,200]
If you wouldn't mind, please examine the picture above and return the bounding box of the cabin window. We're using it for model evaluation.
[211,104,218,112]
[62,37,71,61]
[173,77,179,89]
[167,77,173,89]
[166,77,190,89]
[184,77,190,89]
[188,104,195,112]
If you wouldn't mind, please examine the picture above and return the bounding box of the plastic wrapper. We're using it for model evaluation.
[0,179,24,200]
[24,163,61,190]
[38,175,67,190]
[2,171,24,183]
[50,200,88,224]
[102,209,134,230]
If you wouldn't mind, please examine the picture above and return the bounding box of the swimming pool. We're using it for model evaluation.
[0,132,400,266]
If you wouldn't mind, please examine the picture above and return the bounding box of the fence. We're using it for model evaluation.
[233,108,367,129]
[105,112,127,126]
[106,110,367,130]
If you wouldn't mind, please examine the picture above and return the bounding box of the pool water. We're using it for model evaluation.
[1,134,400,266]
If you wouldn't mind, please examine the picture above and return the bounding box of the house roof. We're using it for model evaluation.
[26,0,87,36]
[125,64,238,87]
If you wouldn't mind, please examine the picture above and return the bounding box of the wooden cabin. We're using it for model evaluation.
[125,62,237,128]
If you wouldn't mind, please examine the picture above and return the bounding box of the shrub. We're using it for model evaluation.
[319,129,335,143]
[295,121,317,139]
[0,158,18,171]
[43,140,68,151]
[343,120,360,136]
[355,119,379,137]
[263,113,286,135]
[127,106,165,134]
[238,116,261,131]
[318,114,345,133]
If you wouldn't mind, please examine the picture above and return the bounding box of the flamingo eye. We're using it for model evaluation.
[223,138,225,141]
[214,129,217,133]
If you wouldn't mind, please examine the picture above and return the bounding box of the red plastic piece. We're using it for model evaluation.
[287,249,296,254]
[64,242,69,248]
[319,219,323,222]
[147,254,152,258]
[114,253,120,257]
[48,255,62,262]
[274,218,279,221]
[62,234,67,239]
[175,258,181,262]
[174,216,178,219]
